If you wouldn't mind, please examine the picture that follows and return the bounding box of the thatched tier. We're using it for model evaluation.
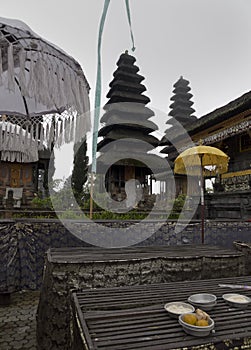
[107,80,146,97]
[96,152,165,174]
[102,102,154,118]
[106,91,150,105]
[97,129,158,151]
[99,122,157,137]
[111,70,144,84]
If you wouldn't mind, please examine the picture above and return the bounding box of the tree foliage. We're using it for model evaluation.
[71,140,89,202]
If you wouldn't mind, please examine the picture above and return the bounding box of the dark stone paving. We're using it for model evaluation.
[0,291,39,349]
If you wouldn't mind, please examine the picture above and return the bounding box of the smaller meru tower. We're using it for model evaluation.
[97,51,159,203]
[159,76,197,196]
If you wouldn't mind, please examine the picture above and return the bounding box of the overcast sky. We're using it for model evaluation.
[1,0,251,131]
[1,0,251,182]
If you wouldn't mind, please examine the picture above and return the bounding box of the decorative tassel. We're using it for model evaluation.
[67,68,75,108]
[45,59,53,107]
[39,56,51,106]
[78,114,85,141]
[70,71,81,113]
[62,67,71,106]
[56,65,65,108]
[79,82,91,125]
[2,120,8,149]
[18,48,27,95]
[33,55,43,104]
[58,120,64,147]
[64,117,71,143]
[24,124,29,146]
[40,54,52,108]
[19,124,24,152]
[27,53,35,98]
[38,125,44,150]
[78,81,86,115]
[29,124,34,147]
[45,122,49,145]
[73,76,82,114]
[35,122,39,146]
[75,114,81,143]
[48,121,55,150]
[2,121,8,148]
[69,115,75,142]
[49,63,58,108]
[55,119,59,147]
[59,118,65,146]
[64,117,68,143]
[12,124,18,150]
[9,123,14,150]
[7,44,15,92]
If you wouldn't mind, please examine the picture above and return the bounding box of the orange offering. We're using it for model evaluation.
[196,319,209,327]
[183,314,197,326]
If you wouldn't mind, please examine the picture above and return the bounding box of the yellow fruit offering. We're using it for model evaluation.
[183,314,197,325]
[196,319,209,327]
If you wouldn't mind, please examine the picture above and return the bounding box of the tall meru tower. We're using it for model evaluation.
[97,51,159,204]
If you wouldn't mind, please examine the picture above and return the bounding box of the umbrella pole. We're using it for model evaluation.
[200,155,205,244]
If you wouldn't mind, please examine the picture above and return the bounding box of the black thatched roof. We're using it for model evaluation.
[160,76,196,147]
[188,90,251,135]
[160,89,251,149]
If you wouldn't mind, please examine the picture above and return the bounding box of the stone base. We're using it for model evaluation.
[36,245,245,350]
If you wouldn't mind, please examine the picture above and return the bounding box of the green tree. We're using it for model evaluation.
[71,139,89,203]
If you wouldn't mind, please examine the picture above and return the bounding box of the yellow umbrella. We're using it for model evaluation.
[174,144,229,243]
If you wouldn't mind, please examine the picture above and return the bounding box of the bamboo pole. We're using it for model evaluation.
[89,172,94,219]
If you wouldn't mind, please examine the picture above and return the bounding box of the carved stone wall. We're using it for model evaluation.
[222,174,251,192]
[1,219,251,294]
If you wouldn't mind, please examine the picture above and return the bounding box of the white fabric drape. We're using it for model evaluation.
[0,17,91,163]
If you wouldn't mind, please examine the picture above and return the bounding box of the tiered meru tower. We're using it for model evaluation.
[97,51,159,202]
[159,76,197,196]
[160,76,197,154]
[168,76,196,127]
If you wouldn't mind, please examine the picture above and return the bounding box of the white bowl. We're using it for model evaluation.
[188,293,217,310]
[179,313,215,337]
[222,293,251,309]
[164,302,195,318]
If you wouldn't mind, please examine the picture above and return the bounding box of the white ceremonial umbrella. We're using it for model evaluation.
[0,17,90,162]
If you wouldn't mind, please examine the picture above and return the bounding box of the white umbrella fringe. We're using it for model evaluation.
[0,121,38,162]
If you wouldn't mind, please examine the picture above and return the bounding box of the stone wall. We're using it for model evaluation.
[0,218,251,293]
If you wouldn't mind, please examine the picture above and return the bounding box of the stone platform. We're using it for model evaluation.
[37,245,245,350]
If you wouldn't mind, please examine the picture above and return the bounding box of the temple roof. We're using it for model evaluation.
[97,51,159,152]
[168,76,196,123]
[159,90,251,159]
[99,119,158,136]
[102,102,154,118]
[97,136,156,152]
[160,76,197,147]
[187,90,251,135]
